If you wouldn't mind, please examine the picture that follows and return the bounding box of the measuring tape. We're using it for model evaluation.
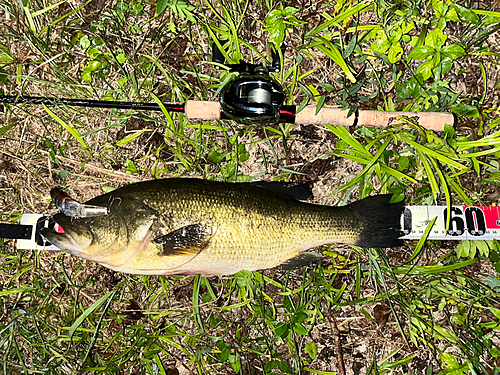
[401,205,500,240]
[9,206,500,251]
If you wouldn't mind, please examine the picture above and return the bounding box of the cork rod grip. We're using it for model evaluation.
[184,100,221,120]
[295,106,455,132]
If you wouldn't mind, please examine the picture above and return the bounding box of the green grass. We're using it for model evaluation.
[1,0,500,374]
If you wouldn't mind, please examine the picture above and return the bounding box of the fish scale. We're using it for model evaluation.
[41,179,404,275]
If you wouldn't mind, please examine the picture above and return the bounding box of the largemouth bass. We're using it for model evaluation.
[41,179,404,275]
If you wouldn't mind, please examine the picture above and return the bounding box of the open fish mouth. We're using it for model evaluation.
[40,216,93,254]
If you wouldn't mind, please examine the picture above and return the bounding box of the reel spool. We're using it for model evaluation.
[220,66,284,124]
[213,42,286,124]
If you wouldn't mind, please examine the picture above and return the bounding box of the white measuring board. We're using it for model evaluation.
[14,207,500,250]
[17,214,61,250]
[401,206,500,240]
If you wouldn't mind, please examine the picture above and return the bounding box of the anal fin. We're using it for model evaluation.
[154,224,212,256]
[279,252,322,270]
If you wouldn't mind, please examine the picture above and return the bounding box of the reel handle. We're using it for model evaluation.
[212,40,228,65]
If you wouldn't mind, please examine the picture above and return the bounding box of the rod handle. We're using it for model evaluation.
[295,106,455,132]
[357,110,455,132]
[184,100,221,120]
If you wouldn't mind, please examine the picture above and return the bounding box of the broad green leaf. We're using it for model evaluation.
[305,342,318,360]
[452,4,480,24]
[297,97,310,113]
[440,56,454,75]
[416,60,434,80]
[345,32,358,58]
[476,240,489,257]
[293,323,308,335]
[440,352,460,368]
[388,43,403,63]
[298,82,313,97]
[81,71,91,82]
[318,82,335,91]
[397,155,410,171]
[488,307,500,320]
[408,45,435,60]
[434,326,459,343]
[316,95,326,115]
[282,6,299,17]
[208,148,222,163]
[275,323,289,338]
[267,9,281,18]
[483,14,500,26]
[156,0,169,15]
[425,27,447,49]
[455,240,471,258]
[450,104,480,118]
[267,19,285,46]
[0,44,13,63]
[441,44,466,59]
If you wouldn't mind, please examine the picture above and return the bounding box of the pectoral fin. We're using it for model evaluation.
[154,224,212,256]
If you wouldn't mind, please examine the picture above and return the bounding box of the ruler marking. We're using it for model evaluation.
[401,206,500,240]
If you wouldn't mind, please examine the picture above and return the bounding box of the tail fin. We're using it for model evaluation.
[348,194,405,248]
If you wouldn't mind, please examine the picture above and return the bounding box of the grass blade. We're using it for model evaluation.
[42,103,89,154]
[315,40,356,83]
[68,289,118,340]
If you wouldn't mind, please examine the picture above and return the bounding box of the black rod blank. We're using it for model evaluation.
[0,95,185,113]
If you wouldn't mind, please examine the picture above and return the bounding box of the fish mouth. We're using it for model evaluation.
[40,215,93,256]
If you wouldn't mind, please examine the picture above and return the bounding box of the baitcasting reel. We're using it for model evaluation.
[213,42,286,125]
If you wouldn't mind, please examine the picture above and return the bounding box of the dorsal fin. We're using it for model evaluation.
[251,181,313,201]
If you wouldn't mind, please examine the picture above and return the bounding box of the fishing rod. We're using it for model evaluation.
[0,94,455,131]
[0,44,455,131]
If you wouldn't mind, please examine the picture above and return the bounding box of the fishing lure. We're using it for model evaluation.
[50,187,109,218]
